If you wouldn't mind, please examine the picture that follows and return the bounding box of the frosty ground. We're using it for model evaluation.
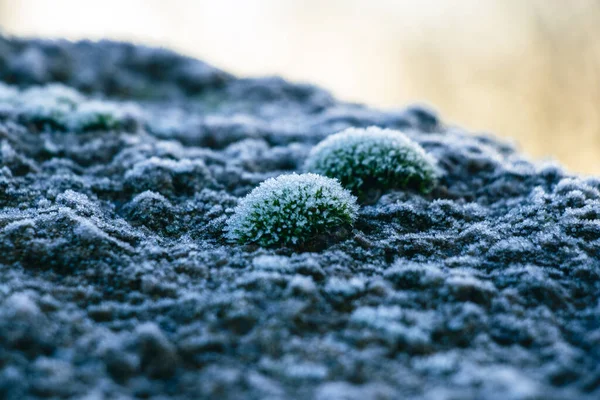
[0,38,599,399]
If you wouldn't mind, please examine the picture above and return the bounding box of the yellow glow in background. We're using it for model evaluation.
[1,0,599,174]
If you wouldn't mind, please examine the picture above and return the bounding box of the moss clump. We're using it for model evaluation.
[0,82,142,132]
[17,84,82,130]
[304,126,438,201]
[225,173,358,248]
[68,101,141,132]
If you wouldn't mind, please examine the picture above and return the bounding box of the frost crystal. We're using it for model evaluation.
[225,173,358,248]
[304,126,438,199]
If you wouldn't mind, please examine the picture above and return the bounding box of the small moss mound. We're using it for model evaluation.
[225,173,358,248]
[17,84,82,130]
[0,82,142,132]
[68,100,141,132]
[304,126,438,200]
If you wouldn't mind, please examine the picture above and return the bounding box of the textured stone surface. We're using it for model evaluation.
[0,37,599,399]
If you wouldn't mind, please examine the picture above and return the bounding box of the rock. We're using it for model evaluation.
[135,323,179,379]
[0,37,598,399]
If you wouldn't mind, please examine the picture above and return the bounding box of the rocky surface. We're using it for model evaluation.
[0,37,599,400]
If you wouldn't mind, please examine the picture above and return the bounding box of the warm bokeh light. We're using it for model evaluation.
[1,0,599,174]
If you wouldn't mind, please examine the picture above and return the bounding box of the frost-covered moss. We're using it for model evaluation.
[0,82,142,132]
[68,100,141,132]
[304,126,438,200]
[225,173,358,248]
[15,84,82,129]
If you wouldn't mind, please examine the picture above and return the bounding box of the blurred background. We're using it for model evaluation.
[0,0,599,174]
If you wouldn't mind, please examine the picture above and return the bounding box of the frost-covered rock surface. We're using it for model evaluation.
[0,38,599,400]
